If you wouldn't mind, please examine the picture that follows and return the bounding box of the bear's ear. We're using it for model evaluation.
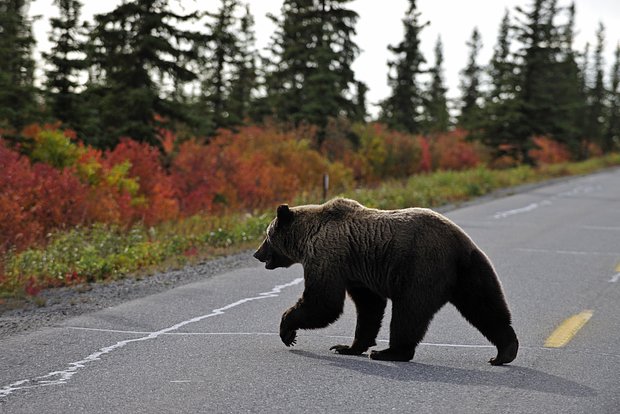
[277,204,294,224]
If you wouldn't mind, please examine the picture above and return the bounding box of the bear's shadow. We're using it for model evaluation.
[289,349,595,398]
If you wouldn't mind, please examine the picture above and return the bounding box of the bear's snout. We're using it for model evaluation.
[253,241,271,264]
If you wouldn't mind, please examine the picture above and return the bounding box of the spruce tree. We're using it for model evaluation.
[513,0,563,161]
[605,43,620,151]
[586,22,606,149]
[0,0,38,132]
[482,9,522,157]
[424,36,450,133]
[225,4,258,127]
[458,27,484,132]
[43,0,87,131]
[200,0,240,134]
[380,0,427,134]
[551,1,587,156]
[85,0,203,148]
[265,0,359,144]
[353,80,368,122]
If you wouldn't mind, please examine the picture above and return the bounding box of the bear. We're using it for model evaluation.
[253,198,518,364]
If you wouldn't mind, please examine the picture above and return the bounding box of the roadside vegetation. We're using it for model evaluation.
[1,123,618,298]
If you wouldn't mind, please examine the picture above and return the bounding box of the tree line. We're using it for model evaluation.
[1,0,619,161]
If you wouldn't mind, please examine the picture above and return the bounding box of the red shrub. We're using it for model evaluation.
[528,136,571,164]
[417,136,432,172]
[105,139,179,224]
[170,139,227,215]
[171,127,307,214]
[0,140,89,253]
[431,129,485,171]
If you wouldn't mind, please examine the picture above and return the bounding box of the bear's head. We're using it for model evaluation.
[253,204,297,270]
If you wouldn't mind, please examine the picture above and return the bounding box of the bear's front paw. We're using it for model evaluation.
[330,344,365,355]
[280,329,297,347]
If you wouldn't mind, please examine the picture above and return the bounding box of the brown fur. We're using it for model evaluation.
[254,198,518,364]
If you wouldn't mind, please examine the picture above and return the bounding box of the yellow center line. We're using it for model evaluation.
[544,310,593,348]
[615,262,620,273]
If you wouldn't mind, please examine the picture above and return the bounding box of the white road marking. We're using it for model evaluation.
[0,277,304,399]
[609,273,620,283]
[67,326,278,336]
[579,225,620,231]
[492,184,601,220]
[64,329,497,349]
[516,248,619,257]
[493,202,544,219]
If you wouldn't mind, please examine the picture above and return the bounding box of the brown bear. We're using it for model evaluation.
[253,198,518,364]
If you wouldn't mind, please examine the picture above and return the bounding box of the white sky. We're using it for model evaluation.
[30,0,620,115]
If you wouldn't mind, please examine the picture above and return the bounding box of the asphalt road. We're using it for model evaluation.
[1,169,619,413]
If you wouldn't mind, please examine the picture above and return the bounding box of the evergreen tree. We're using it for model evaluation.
[380,0,427,134]
[552,1,588,156]
[513,0,563,161]
[458,27,484,132]
[43,0,87,131]
[225,4,258,127]
[0,0,38,132]
[200,0,240,134]
[85,0,203,148]
[424,36,450,132]
[586,22,606,149]
[263,1,308,126]
[265,0,359,144]
[482,9,522,156]
[605,43,620,151]
[353,80,368,122]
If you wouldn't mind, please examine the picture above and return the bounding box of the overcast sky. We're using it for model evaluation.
[30,0,620,114]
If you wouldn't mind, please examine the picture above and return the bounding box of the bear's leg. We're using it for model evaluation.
[331,285,387,355]
[280,275,346,347]
[451,290,518,365]
[369,300,441,362]
[450,250,519,365]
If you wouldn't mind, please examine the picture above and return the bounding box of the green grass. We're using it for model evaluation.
[339,155,620,210]
[2,153,619,298]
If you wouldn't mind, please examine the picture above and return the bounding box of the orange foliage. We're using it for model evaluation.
[430,129,485,171]
[528,136,571,165]
[353,123,426,182]
[0,140,89,252]
[106,139,179,224]
[171,126,349,214]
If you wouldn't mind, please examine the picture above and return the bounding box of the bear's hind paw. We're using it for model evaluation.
[489,339,518,365]
[369,348,414,362]
[330,344,366,355]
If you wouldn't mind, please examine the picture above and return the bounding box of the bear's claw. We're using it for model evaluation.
[489,339,519,365]
[281,330,297,347]
[330,344,365,355]
[369,348,414,362]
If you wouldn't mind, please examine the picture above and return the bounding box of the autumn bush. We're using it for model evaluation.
[171,125,353,214]
[528,136,572,165]
[429,129,487,171]
[0,140,90,253]
[3,121,620,298]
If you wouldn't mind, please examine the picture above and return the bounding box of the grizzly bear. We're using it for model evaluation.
[253,198,518,364]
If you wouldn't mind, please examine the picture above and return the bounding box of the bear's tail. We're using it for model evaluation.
[450,248,518,365]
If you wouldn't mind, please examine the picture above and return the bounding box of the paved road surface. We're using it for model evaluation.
[1,169,619,413]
